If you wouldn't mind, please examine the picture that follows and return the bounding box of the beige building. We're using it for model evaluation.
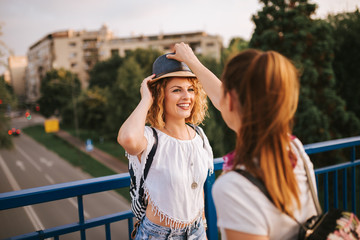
[3,70,11,85]
[26,25,113,102]
[8,56,27,98]
[25,25,223,102]
[100,31,223,61]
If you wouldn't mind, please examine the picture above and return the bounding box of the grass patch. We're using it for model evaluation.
[23,125,130,201]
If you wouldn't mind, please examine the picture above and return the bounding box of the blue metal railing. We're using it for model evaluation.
[1,136,359,240]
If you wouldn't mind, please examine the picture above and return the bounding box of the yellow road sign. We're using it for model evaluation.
[44,119,59,133]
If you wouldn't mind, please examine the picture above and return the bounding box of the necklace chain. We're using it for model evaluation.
[164,125,198,189]
[186,126,198,190]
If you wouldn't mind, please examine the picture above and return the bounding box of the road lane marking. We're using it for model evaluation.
[16,146,42,172]
[16,160,26,171]
[40,157,53,167]
[44,174,55,184]
[0,154,45,231]
[68,198,90,218]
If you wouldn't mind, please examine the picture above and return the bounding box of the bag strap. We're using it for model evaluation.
[292,140,322,215]
[143,127,158,180]
[234,167,305,227]
[187,123,205,147]
[234,169,273,202]
[234,139,322,221]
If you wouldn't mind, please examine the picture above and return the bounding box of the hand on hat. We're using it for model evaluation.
[167,42,198,67]
[140,74,155,105]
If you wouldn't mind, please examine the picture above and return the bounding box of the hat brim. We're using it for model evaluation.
[150,71,196,83]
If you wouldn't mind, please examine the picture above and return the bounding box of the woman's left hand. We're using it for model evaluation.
[167,42,198,66]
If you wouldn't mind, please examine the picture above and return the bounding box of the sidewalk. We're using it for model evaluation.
[55,130,128,173]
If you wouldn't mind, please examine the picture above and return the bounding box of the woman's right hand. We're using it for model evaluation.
[140,74,155,105]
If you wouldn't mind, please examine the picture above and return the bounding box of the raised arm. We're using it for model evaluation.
[167,42,223,110]
[117,75,154,157]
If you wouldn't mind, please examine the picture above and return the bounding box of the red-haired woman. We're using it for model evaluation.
[169,44,317,240]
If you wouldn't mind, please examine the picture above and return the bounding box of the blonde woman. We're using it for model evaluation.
[169,44,317,240]
[118,53,213,239]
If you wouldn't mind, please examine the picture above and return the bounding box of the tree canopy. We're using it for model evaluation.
[0,76,14,149]
[88,55,123,88]
[37,69,81,118]
[250,0,360,144]
[328,9,360,120]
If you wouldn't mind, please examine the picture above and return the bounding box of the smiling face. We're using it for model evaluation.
[164,77,195,122]
[146,76,207,129]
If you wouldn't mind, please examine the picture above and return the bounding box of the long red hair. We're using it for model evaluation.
[222,49,300,217]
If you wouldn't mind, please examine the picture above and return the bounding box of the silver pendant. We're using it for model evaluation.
[191,182,198,189]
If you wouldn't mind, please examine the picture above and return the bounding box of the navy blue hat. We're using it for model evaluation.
[151,53,196,82]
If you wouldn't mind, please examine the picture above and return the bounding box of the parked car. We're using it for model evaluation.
[8,128,21,136]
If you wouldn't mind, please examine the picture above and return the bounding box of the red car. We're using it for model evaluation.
[8,128,21,136]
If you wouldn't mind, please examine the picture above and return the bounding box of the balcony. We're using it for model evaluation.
[1,136,359,240]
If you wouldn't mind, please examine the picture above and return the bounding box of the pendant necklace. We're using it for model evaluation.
[185,125,198,190]
[165,125,198,190]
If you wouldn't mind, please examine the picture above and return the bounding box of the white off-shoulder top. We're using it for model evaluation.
[127,126,213,229]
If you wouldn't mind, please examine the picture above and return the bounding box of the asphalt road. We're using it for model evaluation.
[0,115,131,239]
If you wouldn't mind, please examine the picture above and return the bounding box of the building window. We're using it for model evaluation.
[69,42,76,47]
[71,62,77,68]
[69,52,77,58]
[111,49,119,57]
[124,49,132,56]
[163,45,172,51]
[206,42,215,47]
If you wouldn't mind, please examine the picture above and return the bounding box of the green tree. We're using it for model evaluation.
[250,0,360,145]
[0,24,13,148]
[86,48,160,138]
[37,69,81,118]
[0,76,14,149]
[0,23,14,74]
[77,87,110,132]
[106,57,145,135]
[88,55,123,88]
[222,37,249,65]
[124,48,162,76]
[328,9,360,120]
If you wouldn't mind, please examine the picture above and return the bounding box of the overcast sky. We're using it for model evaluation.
[1,0,359,74]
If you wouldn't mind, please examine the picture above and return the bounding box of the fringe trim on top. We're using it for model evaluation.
[144,185,203,230]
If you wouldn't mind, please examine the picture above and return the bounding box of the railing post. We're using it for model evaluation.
[343,169,347,210]
[324,173,329,212]
[334,170,338,208]
[351,146,356,213]
[128,217,134,240]
[105,223,111,240]
[77,195,86,240]
[204,172,218,240]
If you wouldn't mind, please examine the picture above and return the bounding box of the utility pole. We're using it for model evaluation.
[71,74,79,139]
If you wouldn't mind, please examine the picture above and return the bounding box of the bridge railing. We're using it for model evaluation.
[1,136,359,240]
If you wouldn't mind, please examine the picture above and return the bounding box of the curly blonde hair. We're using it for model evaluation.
[146,77,208,129]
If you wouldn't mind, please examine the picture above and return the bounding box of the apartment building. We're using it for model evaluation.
[8,56,27,98]
[25,25,223,102]
[100,31,223,61]
[26,25,113,102]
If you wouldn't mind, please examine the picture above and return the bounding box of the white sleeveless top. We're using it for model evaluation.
[212,138,317,239]
[127,126,213,229]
